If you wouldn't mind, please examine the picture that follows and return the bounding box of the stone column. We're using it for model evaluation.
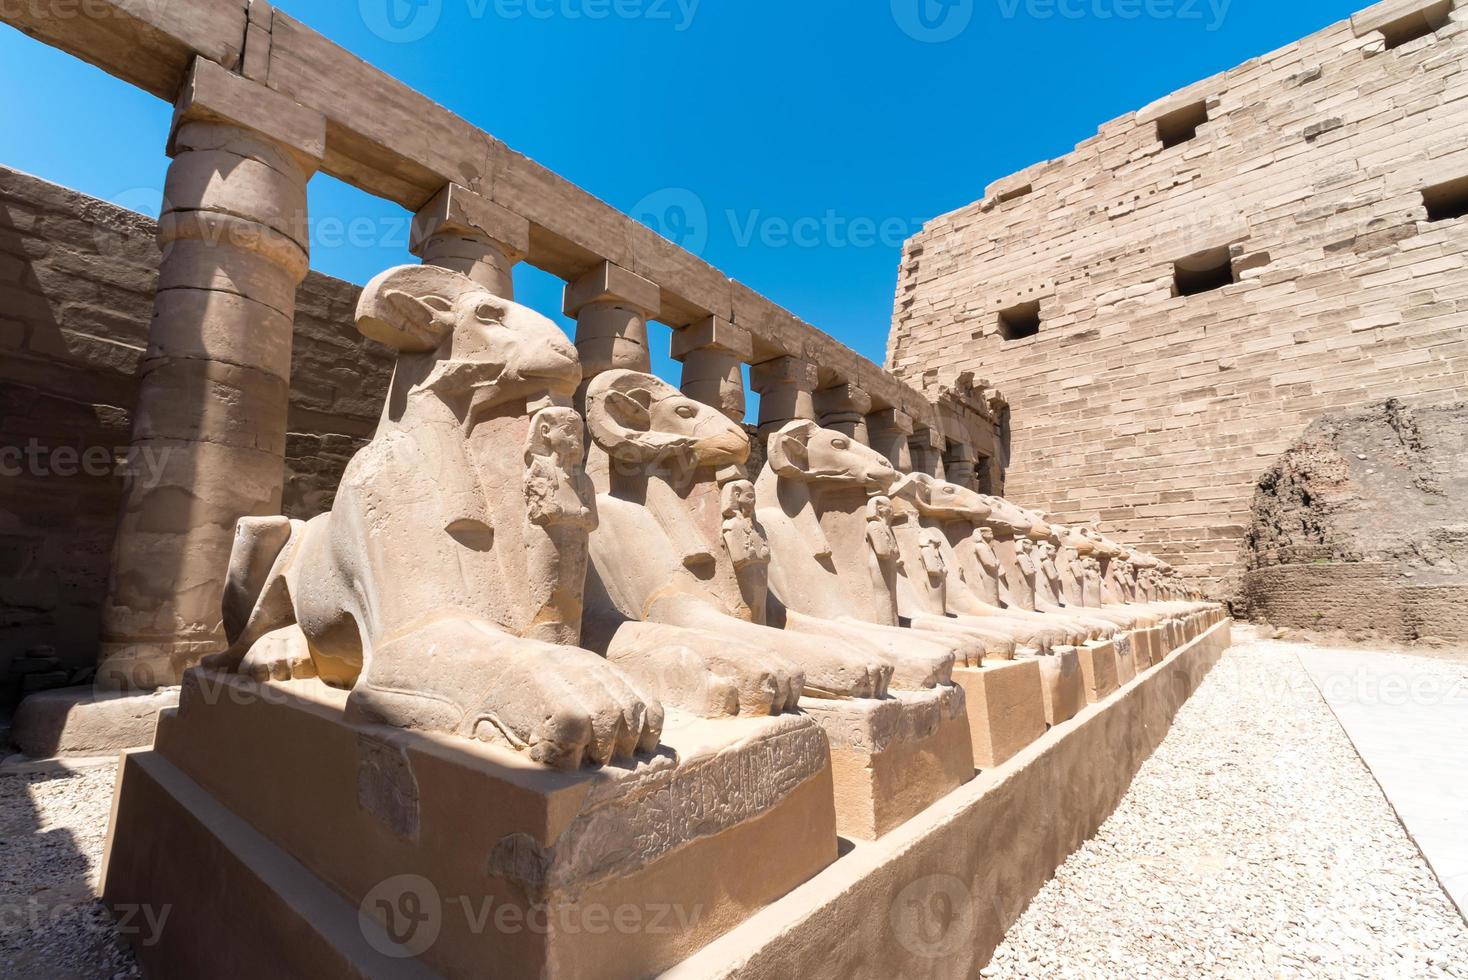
[909,425,947,479]
[943,441,977,490]
[671,315,752,423]
[751,356,820,440]
[867,408,914,472]
[814,383,873,446]
[410,183,528,298]
[565,261,661,393]
[97,60,326,690]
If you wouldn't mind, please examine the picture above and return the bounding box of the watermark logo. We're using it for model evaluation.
[0,441,174,490]
[994,0,1232,31]
[890,874,977,958]
[361,0,444,42]
[359,874,443,958]
[892,0,975,43]
[92,187,164,260]
[633,187,924,255]
[632,187,710,256]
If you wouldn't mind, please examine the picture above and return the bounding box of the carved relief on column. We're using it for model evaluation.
[671,315,753,423]
[750,355,819,440]
[814,383,873,446]
[97,59,326,690]
[566,261,661,387]
[866,407,914,473]
[411,183,529,299]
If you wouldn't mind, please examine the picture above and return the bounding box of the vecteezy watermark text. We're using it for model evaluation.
[358,874,703,958]
[360,0,700,43]
[995,0,1232,30]
[632,188,923,257]
[0,440,172,489]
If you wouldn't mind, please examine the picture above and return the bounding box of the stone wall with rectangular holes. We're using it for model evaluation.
[0,165,389,697]
[887,0,1468,603]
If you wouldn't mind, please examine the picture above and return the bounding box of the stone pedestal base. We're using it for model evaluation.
[803,685,974,840]
[103,671,838,979]
[1035,649,1085,727]
[952,661,1046,770]
[11,686,179,758]
[1114,635,1139,686]
[1077,641,1119,704]
[1134,626,1167,669]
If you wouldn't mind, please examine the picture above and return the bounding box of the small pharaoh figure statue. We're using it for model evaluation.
[972,526,1002,606]
[1013,538,1039,611]
[866,494,901,564]
[918,528,948,581]
[865,494,903,601]
[524,406,597,530]
[523,406,598,644]
[721,478,771,623]
[1038,542,1066,606]
[1082,556,1103,607]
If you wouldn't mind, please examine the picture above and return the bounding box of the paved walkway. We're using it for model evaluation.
[1298,646,1468,923]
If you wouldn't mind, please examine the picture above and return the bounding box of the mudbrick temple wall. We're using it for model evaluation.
[887,0,1468,605]
[0,165,392,697]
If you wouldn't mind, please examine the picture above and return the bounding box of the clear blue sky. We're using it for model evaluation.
[0,0,1364,392]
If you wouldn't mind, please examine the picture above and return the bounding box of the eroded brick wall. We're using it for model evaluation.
[0,166,391,694]
[887,3,1468,602]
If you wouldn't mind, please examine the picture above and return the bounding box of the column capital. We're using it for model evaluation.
[411,183,530,261]
[814,382,873,419]
[910,425,946,453]
[867,407,914,436]
[670,315,753,362]
[563,260,660,319]
[943,440,975,463]
[168,58,326,170]
[749,355,819,395]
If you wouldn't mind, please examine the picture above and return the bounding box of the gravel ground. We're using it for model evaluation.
[0,764,139,980]
[985,629,1468,979]
[2,631,1464,979]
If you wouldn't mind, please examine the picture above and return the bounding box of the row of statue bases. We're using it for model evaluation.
[100,264,1225,978]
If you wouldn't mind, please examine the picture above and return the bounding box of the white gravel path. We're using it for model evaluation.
[985,631,1468,979]
[0,764,139,980]
[2,631,1464,978]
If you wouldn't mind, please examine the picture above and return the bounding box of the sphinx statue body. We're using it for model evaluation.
[913,485,1128,649]
[209,265,661,769]
[754,420,969,681]
[577,370,895,714]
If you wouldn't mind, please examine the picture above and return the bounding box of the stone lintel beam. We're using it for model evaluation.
[814,383,874,445]
[672,316,752,423]
[168,57,326,170]
[751,356,820,437]
[412,183,530,298]
[567,261,661,382]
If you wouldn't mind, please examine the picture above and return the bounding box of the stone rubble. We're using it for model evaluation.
[986,629,1468,979]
